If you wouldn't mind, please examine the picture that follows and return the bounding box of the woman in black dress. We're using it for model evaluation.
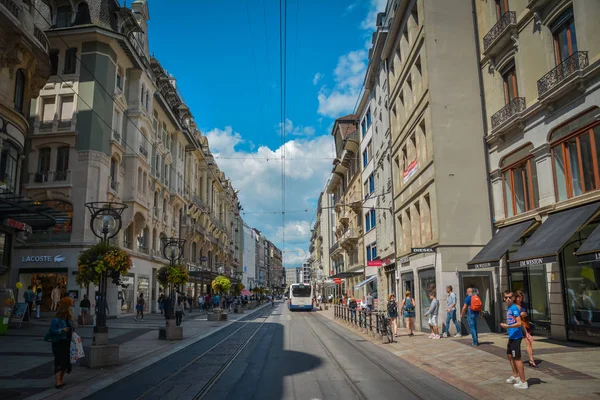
[49,305,73,388]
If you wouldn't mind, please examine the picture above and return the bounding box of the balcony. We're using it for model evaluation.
[339,228,359,247]
[26,230,71,243]
[482,12,517,58]
[1,0,49,54]
[490,97,526,133]
[329,241,341,255]
[27,170,72,187]
[108,179,120,195]
[111,131,122,145]
[537,51,589,100]
[139,145,148,158]
[192,194,208,211]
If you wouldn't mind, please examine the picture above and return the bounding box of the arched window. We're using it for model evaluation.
[145,91,149,110]
[0,140,19,192]
[551,108,600,201]
[14,69,25,114]
[137,167,142,191]
[73,1,91,25]
[501,144,539,217]
[141,84,145,105]
[143,171,147,194]
[110,158,117,184]
[56,5,72,28]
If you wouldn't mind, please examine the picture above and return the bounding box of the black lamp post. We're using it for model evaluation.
[161,237,186,320]
[86,202,127,333]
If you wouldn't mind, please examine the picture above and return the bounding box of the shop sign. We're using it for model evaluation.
[20,255,66,263]
[4,218,30,232]
[367,260,383,267]
[577,252,600,263]
[468,261,499,270]
[399,256,410,264]
[403,159,418,183]
[509,256,556,268]
[200,256,208,262]
[411,247,435,254]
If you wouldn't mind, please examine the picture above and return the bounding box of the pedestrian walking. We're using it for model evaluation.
[501,289,528,389]
[349,296,358,319]
[387,294,399,337]
[424,292,440,339]
[158,293,165,314]
[366,292,374,312]
[401,291,416,336]
[47,305,73,388]
[35,288,43,319]
[24,286,35,318]
[135,293,145,322]
[51,285,61,312]
[443,285,461,338]
[175,297,184,326]
[79,295,91,326]
[515,290,537,368]
[460,287,481,346]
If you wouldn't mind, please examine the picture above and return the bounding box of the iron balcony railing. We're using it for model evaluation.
[1,0,19,19]
[139,145,148,157]
[491,97,526,129]
[33,26,49,52]
[329,241,339,254]
[483,11,516,51]
[537,51,589,97]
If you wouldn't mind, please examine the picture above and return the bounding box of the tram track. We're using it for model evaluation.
[134,306,272,400]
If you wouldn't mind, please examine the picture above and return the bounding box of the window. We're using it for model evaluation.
[56,5,72,28]
[192,242,197,263]
[424,194,433,241]
[64,48,77,74]
[73,1,91,25]
[368,173,375,195]
[36,147,51,183]
[365,209,376,232]
[552,8,577,64]
[141,85,145,105]
[14,69,25,114]
[0,141,19,192]
[116,67,122,89]
[502,62,518,104]
[59,96,74,121]
[110,158,117,184]
[361,119,367,137]
[552,123,600,201]
[50,50,59,75]
[145,91,149,110]
[55,147,69,181]
[366,243,377,262]
[42,97,56,122]
[363,149,368,168]
[366,108,372,130]
[502,144,539,216]
[495,0,509,19]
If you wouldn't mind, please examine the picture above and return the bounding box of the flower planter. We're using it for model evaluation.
[207,312,228,321]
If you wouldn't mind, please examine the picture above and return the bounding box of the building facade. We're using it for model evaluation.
[327,115,365,298]
[471,0,600,344]
[385,0,492,333]
[242,223,256,289]
[11,0,240,315]
[0,0,55,286]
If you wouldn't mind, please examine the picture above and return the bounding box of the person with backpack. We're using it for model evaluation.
[460,287,482,346]
[387,294,399,337]
[401,290,416,336]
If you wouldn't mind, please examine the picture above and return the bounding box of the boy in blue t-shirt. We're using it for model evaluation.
[501,290,527,390]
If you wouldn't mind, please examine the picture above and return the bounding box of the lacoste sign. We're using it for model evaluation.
[21,255,66,263]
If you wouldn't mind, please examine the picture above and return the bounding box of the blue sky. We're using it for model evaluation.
[146,0,387,266]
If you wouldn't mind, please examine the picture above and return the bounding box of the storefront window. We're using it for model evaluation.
[18,271,67,312]
[418,269,436,332]
[501,144,539,217]
[562,222,600,343]
[137,276,149,312]
[509,266,551,335]
[28,200,73,243]
[120,274,135,314]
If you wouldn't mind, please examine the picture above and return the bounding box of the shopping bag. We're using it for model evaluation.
[70,332,85,363]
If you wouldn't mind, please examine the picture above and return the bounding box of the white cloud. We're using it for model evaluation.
[361,0,388,30]
[283,248,309,266]
[277,118,316,137]
[316,1,386,118]
[312,72,323,85]
[206,126,334,267]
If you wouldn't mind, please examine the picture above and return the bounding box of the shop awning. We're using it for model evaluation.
[0,190,67,230]
[509,202,600,268]
[467,220,537,269]
[354,275,377,290]
[329,269,364,279]
[575,224,600,263]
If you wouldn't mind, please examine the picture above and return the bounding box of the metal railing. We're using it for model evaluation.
[329,241,339,254]
[483,11,516,51]
[334,305,392,336]
[491,97,526,129]
[33,26,49,52]
[1,0,19,18]
[139,145,148,157]
[537,51,589,97]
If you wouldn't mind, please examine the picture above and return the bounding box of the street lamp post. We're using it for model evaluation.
[84,201,127,368]
[161,237,186,320]
[159,237,185,341]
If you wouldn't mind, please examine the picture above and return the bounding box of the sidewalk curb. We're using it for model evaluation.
[26,303,272,400]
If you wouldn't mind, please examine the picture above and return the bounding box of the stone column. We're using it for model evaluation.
[532,144,555,207]
[207,177,213,212]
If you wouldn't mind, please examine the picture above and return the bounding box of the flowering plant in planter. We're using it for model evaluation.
[157,264,189,287]
[76,242,132,286]
[211,275,231,295]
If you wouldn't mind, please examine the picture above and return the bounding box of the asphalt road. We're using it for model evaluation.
[203,303,472,400]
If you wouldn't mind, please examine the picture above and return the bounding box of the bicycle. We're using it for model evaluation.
[378,312,394,344]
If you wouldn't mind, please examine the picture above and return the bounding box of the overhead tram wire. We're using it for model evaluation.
[31,4,242,212]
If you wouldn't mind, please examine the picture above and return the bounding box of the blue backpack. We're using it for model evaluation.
[404,297,415,312]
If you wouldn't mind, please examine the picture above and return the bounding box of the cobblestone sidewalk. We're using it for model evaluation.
[320,308,600,400]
